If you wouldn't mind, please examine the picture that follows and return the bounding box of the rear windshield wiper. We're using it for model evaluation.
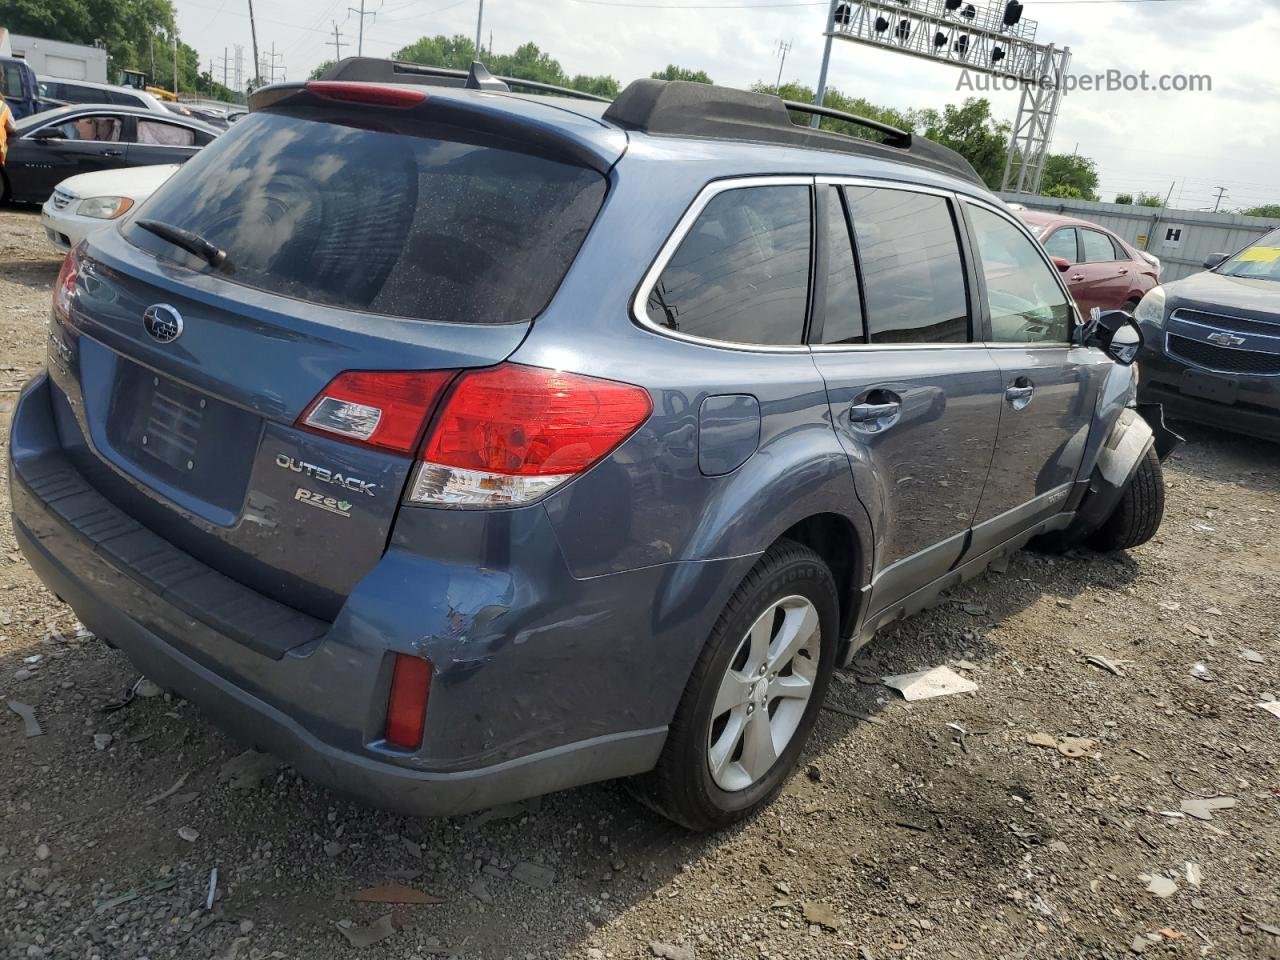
[137,219,230,270]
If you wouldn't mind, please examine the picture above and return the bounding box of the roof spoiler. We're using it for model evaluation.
[602,80,982,187]
[318,57,612,103]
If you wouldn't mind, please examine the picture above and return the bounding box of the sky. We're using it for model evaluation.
[173,0,1280,211]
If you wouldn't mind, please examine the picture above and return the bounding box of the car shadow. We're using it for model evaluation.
[0,537,1145,959]
[1159,420,1280,490]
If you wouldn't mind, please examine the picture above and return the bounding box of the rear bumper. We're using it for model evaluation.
[8,374,724,815]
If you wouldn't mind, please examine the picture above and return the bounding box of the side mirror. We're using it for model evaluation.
[1051,256,1072,272]
[31,129,65,142]
[1083,306,1143,365]
[1203,252,1228,270]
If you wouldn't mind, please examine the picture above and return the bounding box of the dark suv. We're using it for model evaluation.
[10,60,1172,830]
[1135,227,1280,440]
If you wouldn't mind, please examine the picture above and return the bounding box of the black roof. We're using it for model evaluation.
[318,58,983,186]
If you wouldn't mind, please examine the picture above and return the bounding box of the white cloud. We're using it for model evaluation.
[176,0,1280,210]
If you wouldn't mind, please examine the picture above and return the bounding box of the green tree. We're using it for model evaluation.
[651,65,713,84]
[569,74,619,98]
[2,0,237,99]
[1241,204,1280,218]
[1040,153,1099,201]
[1114,193,1134,205]
[392,35,476,71]
[1135,192,1164,208]
[1043,184,1085,200]
[915,98,1009,189]
[309,60,335,81]
[765,81,915,142]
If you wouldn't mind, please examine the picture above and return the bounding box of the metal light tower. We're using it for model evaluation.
[812,0,1071,194]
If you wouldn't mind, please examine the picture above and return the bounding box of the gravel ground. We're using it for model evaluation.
[1,207,1278,960]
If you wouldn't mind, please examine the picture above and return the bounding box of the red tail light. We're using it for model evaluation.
[304,81,427,108]
[298,370,455,454]
[410,363,652,507]
[53,247,80,322]
[385,653,432,749]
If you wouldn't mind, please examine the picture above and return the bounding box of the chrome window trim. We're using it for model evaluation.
[631,175,817,355]
[24,110,126,146]
[808,177,978,353]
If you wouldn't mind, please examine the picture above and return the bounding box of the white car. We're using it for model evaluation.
[41,164,179,251]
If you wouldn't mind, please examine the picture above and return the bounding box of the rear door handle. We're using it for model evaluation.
[100,148,124,157]
[848,401,901,422]
[1070,274,1085,282]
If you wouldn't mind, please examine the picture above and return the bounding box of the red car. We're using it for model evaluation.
[1017,210,1160,316]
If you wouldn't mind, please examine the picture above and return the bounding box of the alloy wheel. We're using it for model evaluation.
[706,594,820,792]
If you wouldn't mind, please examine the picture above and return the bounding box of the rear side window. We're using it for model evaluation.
[3,64,25,99]
[843,186,969,344]
[1081,229,1120,262]
[646,185,810,346]
[137,119,196,146]
[124,111,607,325]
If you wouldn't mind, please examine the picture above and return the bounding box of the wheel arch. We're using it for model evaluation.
[772,512,866,644]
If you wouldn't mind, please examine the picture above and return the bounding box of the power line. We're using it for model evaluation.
[564,0,1197,7]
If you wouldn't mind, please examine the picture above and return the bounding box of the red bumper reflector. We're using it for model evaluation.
[385,654,432,749]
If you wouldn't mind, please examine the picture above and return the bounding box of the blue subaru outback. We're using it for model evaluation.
[10,59,1174,830]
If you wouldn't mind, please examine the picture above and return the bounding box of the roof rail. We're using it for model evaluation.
[780,100,911,149]
[319,57,612,103]
[602,79,982,187]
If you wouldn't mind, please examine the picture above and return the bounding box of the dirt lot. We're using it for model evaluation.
[1,206,1278,960]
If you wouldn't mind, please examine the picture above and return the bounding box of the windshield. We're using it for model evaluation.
[1218,228,1280,281]
[123,110,607,324]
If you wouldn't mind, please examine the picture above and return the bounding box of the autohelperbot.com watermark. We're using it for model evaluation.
[957,70,1212,95]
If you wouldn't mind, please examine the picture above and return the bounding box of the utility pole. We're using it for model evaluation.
[474,0,485,59]
[150,35,156,83]
[219,46,229,89]
[1212,186,1228,213]
[811,0,839,127]
[328,21,346,62]
[349,0,376,57]
[173,31,179,94]
[774,39,791,93]
[247,0,262,88]
[260,42,284,84]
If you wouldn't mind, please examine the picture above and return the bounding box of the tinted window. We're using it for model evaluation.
[106,90,144,106]
[968,205,1073,344]
[3,64,25,99]
[1081,229,1119,262]
[819,187,864,344]
[647,185,810,346]
[59,83,96,104]
[844,186,968,344]
[137,119,196,147]
[1042,227,1078,261]
[44,114,123,142]
[124,111,606,325]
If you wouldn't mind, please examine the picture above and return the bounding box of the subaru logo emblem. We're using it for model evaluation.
[143,304,183,344]
[1206,331,1245,347]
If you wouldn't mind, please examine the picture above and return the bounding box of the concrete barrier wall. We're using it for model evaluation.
[998,193,1280,283]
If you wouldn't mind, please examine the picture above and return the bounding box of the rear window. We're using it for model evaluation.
[123,110,607,325]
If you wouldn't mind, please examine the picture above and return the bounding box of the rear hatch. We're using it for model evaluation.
[51,83,621,620]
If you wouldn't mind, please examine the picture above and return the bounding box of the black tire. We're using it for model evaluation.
[1088,445,1165,551]
[631,539,839,831]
